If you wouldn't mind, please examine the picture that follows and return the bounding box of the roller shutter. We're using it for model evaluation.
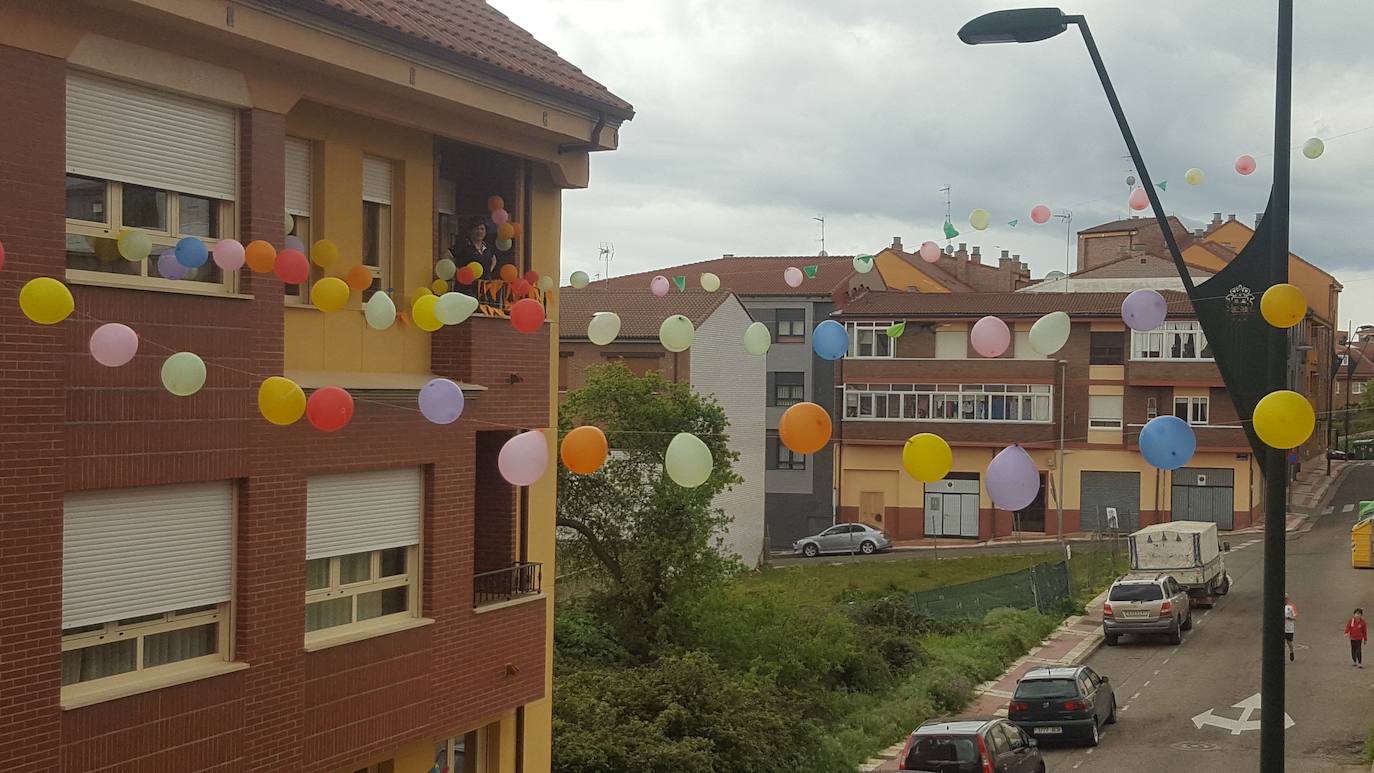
[306,468,422,559]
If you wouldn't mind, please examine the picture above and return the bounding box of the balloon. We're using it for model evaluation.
[499,430,548,486]
[588,312,621,345]
[537,275,556,292]
[902,433,952,483]
[258,376,306,426]
[93,237,121,263]
[345,265,374,291]
[1125,175,1136,187]
[435,292,479,325]
[1127,187,1149,212]
[1028,311,1071,356]
[496,222,515,240]
[412,294,442,332]
[285,212,294,233]
[886,321,906,339]
[509,298,543,333]
[783,267,804,288]
[431,278,450,295]
[306,386,354,432]
[310,239,339,268]
[743,321,771,356]
[1184,167,1205,186]
[812,319,848,360]
[433,258,456,281]
[469,262,485,280]
[364,291,396,330]
[700,272,721,292]
[175,237,209,268]
[454,266,474,285]
[274,248,309,284]
[664,432,712,488]
[525,270,540,285]
[650,275,671,297]
[511,223,524,239]
[245,240,277,273]
[659,314,695,352]
[1302,137,1324,159]
[1138,415,1196,470]
[117,230,152,262]
[779,402,831,454]
[0,238,6,270]
[213,239,245,271]
[491,208,510,225]
[161,352,206,396]
[570,270,590,289]
[496,237,513,251]
[284,235,306,255]
[986,444,1040,511]
[1030,205,1052,225]
[918,241,941,263]
[561,425,609,474]
[1121,288,1168,331]
[89,323,138,367]
[157,250,187,279]
[498,264,518,283]
[969,208,990,230]
[513,278,532,297]
[970,315,1011,357]
[311,277,350,312]
[487,195,505,213]
[418,377,465,424]
[18,277,74,325]
[1253,390,1315,449]
[1260,283,1306,329]
[853,254,875,274]
[1235,154,1257,175]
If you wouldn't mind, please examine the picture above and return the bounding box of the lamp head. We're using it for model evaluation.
[958,7,1070,45]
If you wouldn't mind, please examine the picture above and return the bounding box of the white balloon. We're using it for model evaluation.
[435,292,479,325]
[1028,311,1071,356]
[588,312,621,346]
[659,315,695,352]
[700,272,721,292]
[364,292,396,330]
[783,267,804,288]
[665,432,713,488]
[570,270,590,289]
[743,321,771,356]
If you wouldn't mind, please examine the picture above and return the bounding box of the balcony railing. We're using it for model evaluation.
[473,561,543,607]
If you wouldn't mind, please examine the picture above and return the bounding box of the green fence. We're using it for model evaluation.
[914,561,1071,619]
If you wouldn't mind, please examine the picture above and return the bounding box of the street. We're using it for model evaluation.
[1040,465,1374,772]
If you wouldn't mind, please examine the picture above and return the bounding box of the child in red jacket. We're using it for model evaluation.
[1346,608,1367,668]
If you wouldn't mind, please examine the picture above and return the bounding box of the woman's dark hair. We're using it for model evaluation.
[464,216,488,236]
[1358,608,1365,615]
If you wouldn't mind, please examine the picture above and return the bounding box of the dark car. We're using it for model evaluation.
[896,718,1044,772]
[1008,665,1116,746]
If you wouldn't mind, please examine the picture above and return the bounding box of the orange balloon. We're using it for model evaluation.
[345,265,373,291]
[496,222,515,240]
[499,263,519,282]
[561,425,608,474]
[245,240,277,273]
[510,222,524,239]
[487,195,505,213]
[779,402,832,455]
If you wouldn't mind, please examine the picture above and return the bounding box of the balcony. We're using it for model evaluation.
[474,562,543,608]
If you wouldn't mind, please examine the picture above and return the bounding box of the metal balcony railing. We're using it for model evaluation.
[473,561,543,607]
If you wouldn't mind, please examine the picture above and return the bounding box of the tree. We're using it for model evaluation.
[557,363,742,656]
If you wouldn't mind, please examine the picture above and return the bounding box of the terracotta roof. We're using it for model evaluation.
[559,288,735,339]
[587,255,857,297]
[299,0,634,116]
[1079,215,1189,236]
[839,290,1195,319]
[1073,252,1215,279]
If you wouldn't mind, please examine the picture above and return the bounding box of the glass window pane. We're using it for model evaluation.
[122,184,168,231]
[144,623,217,668]
[66,176,107,222]
[61,639,136,685]
[357,586,408,621]
[1034,395,1051,421]
[178,195,218,237]
[306,597,353,632]
[340,552,372,584]
[66,234,140,276]
[378,547,407,578]
[363,202,381,267]
[118,612,166,626]
[903,394,917,418]
[306,558,331,591]
[1175,399,1189,421]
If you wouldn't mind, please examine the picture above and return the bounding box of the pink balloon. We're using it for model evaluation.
[651,275,670,297]
[918,241,942,263]
[1128,187,1150,212]
[987,444,1041,511]
[970,315,1011,358]
[784,267,804,288]
[491,208,510,225]
[1030,205,1052,224]
[89,322,139,367]
[498,430,549,486]
[1235,154,1257,175]
[1121,288,1168,331]
[213,239,245,272]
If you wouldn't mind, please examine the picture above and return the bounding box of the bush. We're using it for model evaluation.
[554,606,631,667]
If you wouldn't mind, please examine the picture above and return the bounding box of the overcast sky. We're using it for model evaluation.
[498,1,1374,328]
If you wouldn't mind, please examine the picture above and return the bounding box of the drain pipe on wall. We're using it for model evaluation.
[1057,359,1068,541]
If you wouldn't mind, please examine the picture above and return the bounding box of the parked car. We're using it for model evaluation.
[1127,521,1230,607]
[896,718,1044,772]
[1103,572,1193,646]
[792,523,891,557]
[1008,665,1116,747]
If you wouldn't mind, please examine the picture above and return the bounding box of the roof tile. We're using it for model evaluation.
[839,290,1194,318]
[587,255,857,297]
[559,288,735,339]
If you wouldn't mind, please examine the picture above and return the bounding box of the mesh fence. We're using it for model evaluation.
[914,561,1071,619]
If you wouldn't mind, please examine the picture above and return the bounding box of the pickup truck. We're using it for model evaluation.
[1126,521,1230,608]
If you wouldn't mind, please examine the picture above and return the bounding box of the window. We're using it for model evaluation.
[62,605,225,686]
[935,329,967,359]
[846,321,894,358]
[844,383,1052,423]
[1146,397,1158,419]
[361,156,394,299]
[1132,322,1213,360]
[1356,382,1368,395]
[284,137,316,302]
[305,547,416,632]
[1013,330,1046,360]
[776,308,807,338]
[1088,395,1124,429]
[773,372,805,406]
[1174,395,1209,425]
[776,442,806,470]
[435,731,484,773]
[1090,332,1125,365]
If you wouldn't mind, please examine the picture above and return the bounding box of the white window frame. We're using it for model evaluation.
[775,308,808,338]
[362,156,394,298]
[775,440,806,470]
[61,604,229,690]
[842,383,1053,424]
[773,372,805,406]
[305,546,419,640]
[1355,382,1368,395]
[284,137,318,304]
[436,730,486,773]
[846,321,894,359]
[1088,395,1124,429]
[1174,395,1210,425]
[1131,322,1212,361]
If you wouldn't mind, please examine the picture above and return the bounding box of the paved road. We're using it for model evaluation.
[1039,465,1374,772]
[768,538,1089,567]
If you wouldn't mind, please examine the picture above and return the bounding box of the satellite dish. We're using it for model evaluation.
[1045,270,1066,281]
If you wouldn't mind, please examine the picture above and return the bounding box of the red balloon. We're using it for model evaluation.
[0,239,6,271]
[274,248,310,284]
[513,279,531,297]
[524,269,539,285]
[306,386,354,432]
[455,266,475,285]
[510,298,544,333]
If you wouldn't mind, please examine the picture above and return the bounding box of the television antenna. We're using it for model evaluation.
[1053,210,1073,291]
[813,215,827,256]
[598,242,614,280]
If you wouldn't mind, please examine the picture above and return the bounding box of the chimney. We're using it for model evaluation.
[955,243,968,261]
[971,245,981,258]
[891,236,903,251]
[1211,212,1223,227]
[1193,228,1204,237]
[1254,213,1263,228]
[1226,213,1236,222]
[723,253,734,257]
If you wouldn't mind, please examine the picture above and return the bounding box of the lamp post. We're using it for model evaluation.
[958,7,1293,771]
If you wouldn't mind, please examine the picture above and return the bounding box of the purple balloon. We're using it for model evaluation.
[986,444,1041,511]
[1121,288,1168,332]
[284,235,307,254]
[418,378,465,424]
[157,249,187,279]
[89,323,139,367]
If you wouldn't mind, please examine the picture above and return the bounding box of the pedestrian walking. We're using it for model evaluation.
[1284,594,1297,662]
[1346,608,1367,668]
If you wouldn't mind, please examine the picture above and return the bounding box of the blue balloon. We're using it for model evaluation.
[812,320,848,361]
[175,237,209,268]
[1139,415,1196,470]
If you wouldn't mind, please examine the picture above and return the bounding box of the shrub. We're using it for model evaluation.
[554,606,631,667]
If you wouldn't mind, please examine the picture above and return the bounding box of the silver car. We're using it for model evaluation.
[793,523,892,557]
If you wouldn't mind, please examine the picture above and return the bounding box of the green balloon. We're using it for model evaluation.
[665,432,713,488]
[886,321,906,339]
[659,314,695,352]
[161,352,207,396]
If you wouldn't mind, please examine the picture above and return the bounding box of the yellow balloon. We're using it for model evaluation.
[467,261,484,280]
[19,277,75,325]
[258,376,306,426]
[310,277,350,312]
[409,286,434,305]
[902,432,953,483]
[1184,167,1205,186]
[431,278,450,295]
[412,294,443,332]
[311,239,340,268]
[1260,283,1306,329]
[1253,390,1315,449]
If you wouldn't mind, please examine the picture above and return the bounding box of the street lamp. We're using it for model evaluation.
[958,7,1294,771]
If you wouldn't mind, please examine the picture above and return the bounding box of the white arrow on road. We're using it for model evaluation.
[1192,693,1296,735]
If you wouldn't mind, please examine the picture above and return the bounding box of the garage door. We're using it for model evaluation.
[1171,467,1234,530]
[1080,471,1140,533]
[925,475,980,538]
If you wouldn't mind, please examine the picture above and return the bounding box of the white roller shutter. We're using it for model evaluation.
[284,137,312,215]
[935,330,968,359]
[63,482,234,629]
[306,468,421,560]
[362,156,393,205]
[66,71,237,201]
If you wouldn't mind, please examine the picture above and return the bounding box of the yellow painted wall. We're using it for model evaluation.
[1199,220,1338,323]
[873,249,956,293]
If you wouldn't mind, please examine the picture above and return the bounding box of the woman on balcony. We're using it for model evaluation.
[450,216,495,294]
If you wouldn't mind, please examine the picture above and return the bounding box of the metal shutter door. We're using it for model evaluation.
[306,468,421,559]
[362,156,393,204]
[63,482,234,629]
[66,71,237,201]
[1079,471,1140,532]
[284,137,312,215]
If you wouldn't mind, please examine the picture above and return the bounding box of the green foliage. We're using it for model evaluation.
[1363,720,1374,764]
[554,606,630,667]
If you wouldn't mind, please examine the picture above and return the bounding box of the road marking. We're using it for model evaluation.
[1322,506,1334,515]
[1143,680,1151,687]
[1153,669,1161,676]
[1119,705,1129,711]
[1087,749,1095,755]
[1192,693,1295,735]
[1343,503,1355,513]
[1163,658,1171,664]
[1073,762,1083,769]
[1131,692,1141,701]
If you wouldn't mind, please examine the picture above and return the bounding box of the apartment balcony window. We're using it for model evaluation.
[1088,395,1124,429]
[772,372,805,406]
[1131,322,1213,361]
[1090,332,1125,365]
[1174,396,1210,425]
[473,562,543,607]
[776,308,807,339]
[843,383,1052,423]
[846,321,894,358]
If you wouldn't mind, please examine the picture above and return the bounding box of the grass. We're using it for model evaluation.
[1364,721,1374,764]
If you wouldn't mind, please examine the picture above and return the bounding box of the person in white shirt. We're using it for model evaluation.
[1284,594,1298,662]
